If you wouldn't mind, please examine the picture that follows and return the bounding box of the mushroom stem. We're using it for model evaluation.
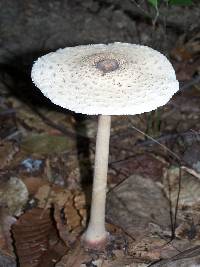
[83,115,111,249]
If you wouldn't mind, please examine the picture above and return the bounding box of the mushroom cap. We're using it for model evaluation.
[31,43,179,115]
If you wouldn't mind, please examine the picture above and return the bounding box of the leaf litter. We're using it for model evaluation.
[1,90,200,266]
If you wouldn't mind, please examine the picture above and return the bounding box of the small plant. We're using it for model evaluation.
[131,0,194,27]
[147,0,193,8]
[148,0,193,24]
[146,109,161,138]
[131,0,193,135]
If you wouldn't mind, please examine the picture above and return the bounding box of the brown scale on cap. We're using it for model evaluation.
[96,59,119,73]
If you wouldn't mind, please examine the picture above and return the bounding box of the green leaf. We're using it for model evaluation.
[148,0,159,8]
[169,0,193,5]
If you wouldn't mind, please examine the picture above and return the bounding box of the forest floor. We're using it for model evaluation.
[0,0,200,266]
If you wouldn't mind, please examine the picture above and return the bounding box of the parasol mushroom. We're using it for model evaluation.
[31,42,179,249]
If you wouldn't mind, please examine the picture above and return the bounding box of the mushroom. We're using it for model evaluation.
[31,42,179,249]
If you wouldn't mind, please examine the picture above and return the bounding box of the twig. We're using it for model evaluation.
[181,166,200,180]
[4,130,22,141]
[123,1,186,33]
[130,0,160,29]
[33,108,95,144]
[107,175,129,194]
[179,75,200,91]
[149,245,200,266]
[110,129,200,167]
[134,130,199,149]
[172,167,182,239]
[166,170,175,239]
[0,109,16,117]
[130,0,151,18]
[126,119,183,242]
[128,120,181,162]
[152,5,159,29]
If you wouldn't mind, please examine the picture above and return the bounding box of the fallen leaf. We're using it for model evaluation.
[21,133,76,156]
[0,140,19,169]
[171,30,200,81]
[12,208,53,267]
[35,184,73,208]
[0,177,28,216]
[109,154,166,186]
[55,243,91,267]
[128,237,167,262]
[0,207,16,257]
[0,251,16,267]
[22,177,47,195]
[107,174,171,241]
[163,166,200,209]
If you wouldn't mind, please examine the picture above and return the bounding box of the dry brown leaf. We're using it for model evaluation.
[63,191,87,234]
[64,200,82,231]
[22,177,47,195]
[172,59,200,81]
[55,243,92,267]
[74,193,87,227]
[64,192,87,228]
[35,183,87,249]
[109,154,166,185]
[128,237,167,262]
[171,31,200,81]
[38,240,68,267]
[0,208,16,257]
[54,204,80,247]
[53,192,87,247]
[12,208,53,267]
[35,184,87,231]
[35,184,73,208]
[101,258,146,267]
[0,141,19,169]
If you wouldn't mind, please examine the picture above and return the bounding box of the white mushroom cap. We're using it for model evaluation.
[31,42,179,115]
